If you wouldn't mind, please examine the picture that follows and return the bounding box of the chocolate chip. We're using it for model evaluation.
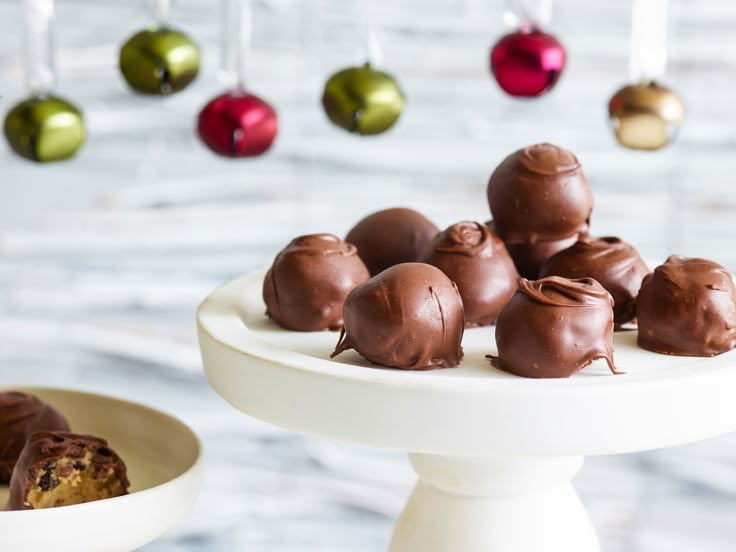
[38,470,59,491]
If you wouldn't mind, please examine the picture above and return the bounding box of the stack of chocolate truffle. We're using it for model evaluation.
[0,391,129,510]
[261,141,736,380]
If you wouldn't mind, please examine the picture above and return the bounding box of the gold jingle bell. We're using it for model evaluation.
[608,81,684,151]
[4,95,85,163]
[322,63,404,135]
[119,27,200,95]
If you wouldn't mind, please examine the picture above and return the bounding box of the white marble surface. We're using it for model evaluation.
[3,0,736,550]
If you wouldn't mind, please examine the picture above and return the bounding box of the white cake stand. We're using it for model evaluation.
[197,270,736,552]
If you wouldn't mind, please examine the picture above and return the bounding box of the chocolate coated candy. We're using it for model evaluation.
[637,255,736,356]
[539,236,649,327]
[346,208,438,276]
[424,221,519,327]
[492,276,619,378]
[263,234,370,331]
[332,263,464,370]
[487,143,592,244]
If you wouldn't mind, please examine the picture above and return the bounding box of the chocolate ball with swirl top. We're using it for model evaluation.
[332,263,464,370]
[487,143,593,244]
[637,256,736,356]
[263,234,370,332]
[491,277,620,378]
[346,208,439,276]
[539,236,649,328]
[0,392,70,483]
[423,221,519,327]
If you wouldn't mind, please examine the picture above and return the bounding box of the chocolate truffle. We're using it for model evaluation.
[491,277,620,378]
[539,236,649,327]
[346,208,439,276]
[0,392,70,483]
[637,255,736,356]
[423,221,519,327]
[487,143,593,244]
[263,233,370,332]
[6,431,130,510]
[331,263,464,370]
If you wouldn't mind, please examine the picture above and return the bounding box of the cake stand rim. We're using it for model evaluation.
[198,271,736,456]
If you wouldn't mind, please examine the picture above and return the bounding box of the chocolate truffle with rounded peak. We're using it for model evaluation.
[491,277,620,378]
[6,431,130,510]
[263,233,370,332]
[346,208,439,276]
[487,143,593,244]
[332,263,464,370]
[0,392,70,483]
[423,221,519,327]
[539,236,649,327]
[637,255,736,356]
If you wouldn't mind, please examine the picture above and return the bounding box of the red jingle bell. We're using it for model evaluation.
[490,29,565,97]
[197,91,278,158]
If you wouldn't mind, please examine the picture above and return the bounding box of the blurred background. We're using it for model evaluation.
[2,0,736,550]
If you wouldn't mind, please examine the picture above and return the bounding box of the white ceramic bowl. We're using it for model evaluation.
[0,387,202,552]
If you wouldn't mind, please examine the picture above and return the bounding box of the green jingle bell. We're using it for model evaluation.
[322,62,405,135]
[4,95,85,163]
[119,27,200,95]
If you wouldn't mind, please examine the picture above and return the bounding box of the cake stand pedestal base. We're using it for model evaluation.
[390,454,599,552]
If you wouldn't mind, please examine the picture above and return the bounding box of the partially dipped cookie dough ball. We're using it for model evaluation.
[6,432,130,510]
[540,236,649,328]
[637,256,736,356]
[346,208,439,276]
[0,392,70,483]
[263,234,370,331]
[332,263,464,370]
[424,221,519,327]
[491,277,620,378]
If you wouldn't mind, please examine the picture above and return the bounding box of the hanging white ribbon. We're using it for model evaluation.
[629,0,668,82]
[24,0,55,95]
[503,0,553,29]
[219,0,251,91]
[358,0,383,66]
[152,0,172,26]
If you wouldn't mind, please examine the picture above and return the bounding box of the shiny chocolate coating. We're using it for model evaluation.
[6,431,130,511]
[0,392,70,483]
[637,256,736,356]
[263,234,370,332]
[491,277,619,378]
[487,143,592,244]
[346,208,439,276]
[539,236,649,327]
[423,221,519,327]
[332,263,464,370]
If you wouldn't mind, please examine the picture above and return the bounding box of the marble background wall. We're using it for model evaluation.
[2,0,736,550]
